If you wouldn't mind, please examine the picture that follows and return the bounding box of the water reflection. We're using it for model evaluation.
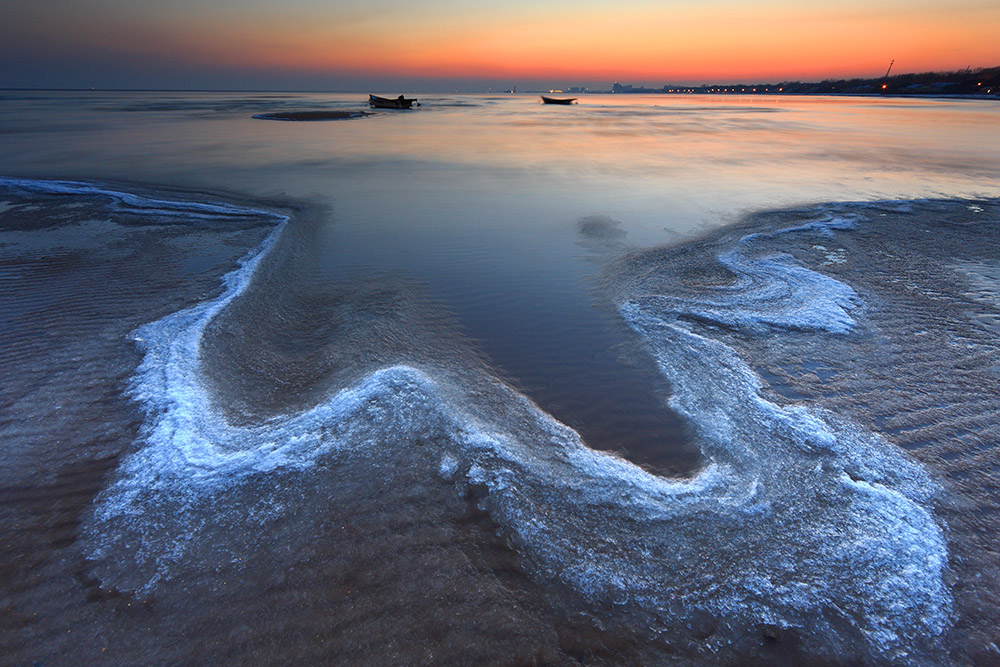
[1,91,998,470]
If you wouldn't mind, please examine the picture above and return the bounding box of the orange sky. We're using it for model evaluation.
[3,0,999,88]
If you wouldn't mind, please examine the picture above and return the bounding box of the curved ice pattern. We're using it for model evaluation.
[80,191,950,662]
[632,213,861,334]
[0,177,271,220]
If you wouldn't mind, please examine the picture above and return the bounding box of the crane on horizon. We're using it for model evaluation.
[881,59,895,91]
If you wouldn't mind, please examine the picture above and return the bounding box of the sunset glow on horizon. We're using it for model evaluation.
[3,0,999,89]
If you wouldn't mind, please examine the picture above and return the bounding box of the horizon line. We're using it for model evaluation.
[3,65,997,95]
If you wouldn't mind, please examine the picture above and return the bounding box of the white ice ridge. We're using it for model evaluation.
[70,187,949,663]
[632,213,861,334]
[0,177,275,220]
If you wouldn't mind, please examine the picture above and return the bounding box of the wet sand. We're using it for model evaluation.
[1,180,998,664]
[609,198,1000,664]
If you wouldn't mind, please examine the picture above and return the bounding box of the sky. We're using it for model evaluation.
[2,0,998,91]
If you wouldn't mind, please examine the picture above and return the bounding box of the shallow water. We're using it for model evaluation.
[2,91,998,470]
[1,92,999,664]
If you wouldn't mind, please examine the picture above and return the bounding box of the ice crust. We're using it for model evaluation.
[632,214,861,334]
[0,177,271,220]
[38,179,948,663]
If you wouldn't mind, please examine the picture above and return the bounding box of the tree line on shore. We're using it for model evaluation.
[607,66,999,96]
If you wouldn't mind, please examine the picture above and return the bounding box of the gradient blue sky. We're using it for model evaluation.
[2,0,998,90]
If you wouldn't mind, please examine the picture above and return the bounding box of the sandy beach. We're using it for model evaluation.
[2,174,997,663]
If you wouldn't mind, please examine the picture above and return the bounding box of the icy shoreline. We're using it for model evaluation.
[27,177,957,662]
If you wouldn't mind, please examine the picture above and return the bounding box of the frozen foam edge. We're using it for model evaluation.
[0,176,272,219]
[70,188,951,662]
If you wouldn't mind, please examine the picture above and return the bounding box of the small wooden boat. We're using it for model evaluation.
[541,96,577,105]
[369,94,418,109]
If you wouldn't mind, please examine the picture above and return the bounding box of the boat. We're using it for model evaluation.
[541,96,577,105]
[369,94,419,109]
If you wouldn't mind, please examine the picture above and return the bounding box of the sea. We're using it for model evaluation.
[1,91,999,664]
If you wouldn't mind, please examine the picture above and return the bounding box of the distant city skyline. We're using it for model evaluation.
[3,0,999,91]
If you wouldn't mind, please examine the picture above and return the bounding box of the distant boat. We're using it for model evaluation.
[541,96,577,105]
[369,94,418,109]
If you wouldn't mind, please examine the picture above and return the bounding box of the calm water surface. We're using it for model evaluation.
[2,91,998,468]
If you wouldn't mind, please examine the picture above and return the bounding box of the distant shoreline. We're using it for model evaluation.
[2,89,999,102]
[0,66,996,98]
[526,91,1000,101]
[539,66,1000,98]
